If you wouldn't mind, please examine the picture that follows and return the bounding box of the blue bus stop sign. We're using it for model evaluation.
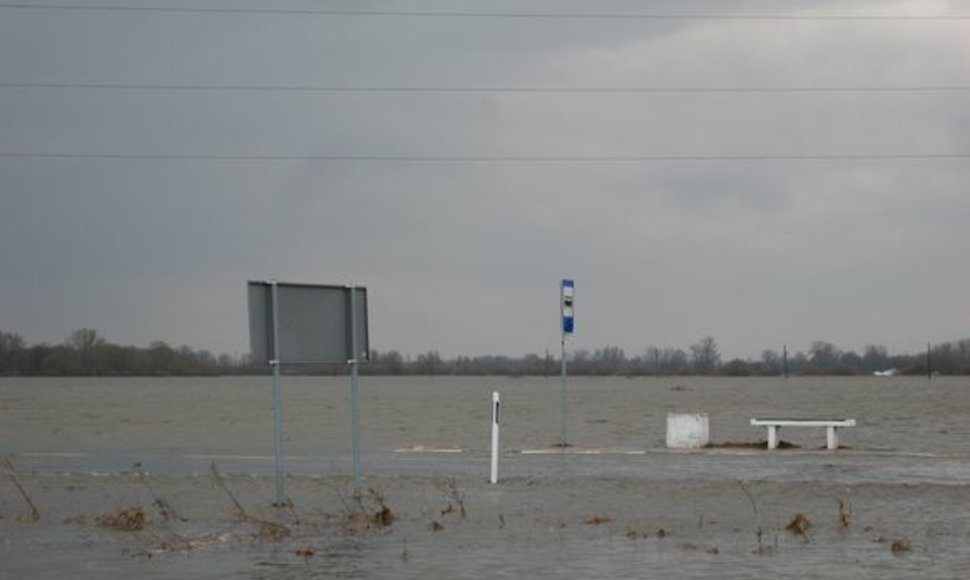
[561,279,575,335]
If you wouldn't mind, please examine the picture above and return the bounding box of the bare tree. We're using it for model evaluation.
[690,336,720,374]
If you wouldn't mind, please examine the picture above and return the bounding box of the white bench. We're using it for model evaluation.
[750,418,856,450]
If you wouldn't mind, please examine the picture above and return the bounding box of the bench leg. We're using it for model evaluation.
[827,426,838,450]
[767,426,779,450]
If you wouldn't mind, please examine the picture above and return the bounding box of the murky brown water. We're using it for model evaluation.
[2,376,969,578]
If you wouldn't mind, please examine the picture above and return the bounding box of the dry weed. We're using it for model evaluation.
[785,513,812,541]
[339,487,396,535]
[97,507,147,531]
[132,463,188,523]
[434,477,467,518]
[209,462,291,541]
[836,499,851,529]
[345,511,372,535]
[891,539,911,555]
[585,514,612,526]
[738,480,772,555]
[2,459,40,522]
[255,520,292,541]
[373,504,396,527]
[361,487,397,527]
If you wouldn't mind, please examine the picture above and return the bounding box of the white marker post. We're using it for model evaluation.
[490,392,501,484]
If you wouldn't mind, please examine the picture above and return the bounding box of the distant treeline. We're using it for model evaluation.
[0,329,251,377]
[1,329,969,377]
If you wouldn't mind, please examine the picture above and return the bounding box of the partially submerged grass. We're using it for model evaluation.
[2,458,40,522]
[891,539,911,555]
[738,481,773,556]
[428,476,467,531]
[210,463,291,541]
[339,486,396,536]
[836,499,851,529]
[132,463,188,523]
[96,506,147,531]
[785,513,812,541]
[625,528,668,540]
[434,476,467,519]
[585,514,613,526]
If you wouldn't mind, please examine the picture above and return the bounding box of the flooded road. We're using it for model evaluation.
[2,376,969,578]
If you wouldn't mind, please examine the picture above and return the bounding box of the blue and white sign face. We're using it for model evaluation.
[561,279,575,335]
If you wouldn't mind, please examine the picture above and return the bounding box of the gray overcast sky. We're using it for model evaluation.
[1,0,969,360]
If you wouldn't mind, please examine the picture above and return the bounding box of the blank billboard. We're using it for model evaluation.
[248,281,369,364]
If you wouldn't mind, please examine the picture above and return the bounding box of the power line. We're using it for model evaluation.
[1,152,967,163]
[1,4,969,20]
[2,82,970,94]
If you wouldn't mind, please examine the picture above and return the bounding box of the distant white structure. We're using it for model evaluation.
[873,368,899,377]
[666,413,710,449]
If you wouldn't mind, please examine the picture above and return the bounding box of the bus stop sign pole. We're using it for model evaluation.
[560,279,574,448]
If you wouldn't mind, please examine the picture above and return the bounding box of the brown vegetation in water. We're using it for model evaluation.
[209,463,291,541]
[2,459,41,522]
[434,476,467,519]
[785,513,812,541]
[96,507,147,531]
[836,499,851,529]
[705,441,799,450]
[340,487,396,535]
[132,463,189,523]
[891,539,911,555]
[585,514,613,526]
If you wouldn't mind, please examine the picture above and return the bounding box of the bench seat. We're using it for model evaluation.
[750,418,856,450]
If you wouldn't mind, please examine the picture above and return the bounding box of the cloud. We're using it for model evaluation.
[2,1,968,358]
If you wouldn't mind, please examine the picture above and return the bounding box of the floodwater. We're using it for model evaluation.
[2,375,969,578]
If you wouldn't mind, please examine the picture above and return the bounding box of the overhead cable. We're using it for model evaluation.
[2,82,970,94]
[1,4,969,20]
[1,152,968,163]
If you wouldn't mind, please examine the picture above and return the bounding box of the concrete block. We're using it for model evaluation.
[666,413,709,449]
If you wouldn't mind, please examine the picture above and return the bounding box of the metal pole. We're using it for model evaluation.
[560,335,568,448]
[269,281,285,505]
[349,286,363,497]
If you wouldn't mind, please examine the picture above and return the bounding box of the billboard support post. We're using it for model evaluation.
[349,286,363,498]
[269,281,285,505]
